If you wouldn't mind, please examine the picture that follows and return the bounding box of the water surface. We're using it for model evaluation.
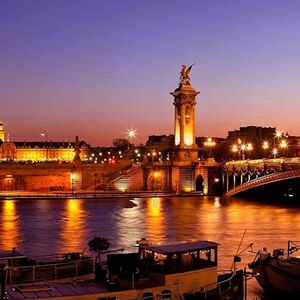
[1,196,299,299]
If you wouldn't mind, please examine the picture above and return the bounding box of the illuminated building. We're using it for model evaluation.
[0,120,5,142]
[0,140,90,162]
[0,123,90,162]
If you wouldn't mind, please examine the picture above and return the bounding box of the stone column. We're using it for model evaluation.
[179,104,185,147]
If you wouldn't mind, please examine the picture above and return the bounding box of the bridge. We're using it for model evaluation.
[222,157,300,197]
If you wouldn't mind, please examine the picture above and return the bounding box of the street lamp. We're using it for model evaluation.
[70,172,75,195]
[280,139,288,157]
[262,141,269,158]
[41,131,48,161]
[275,131,282,138]
[94,173,98,198]
[127,129,136,139]
[204,137,216,158]
[127,129,136,150]
[246,143,253,159]
[231,144,238,160]
[273,148,278,158]
[241,144,246,160]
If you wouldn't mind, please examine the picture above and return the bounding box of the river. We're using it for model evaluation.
[1,196,299,299]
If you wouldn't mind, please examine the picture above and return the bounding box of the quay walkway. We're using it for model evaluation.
[0,190,203,200]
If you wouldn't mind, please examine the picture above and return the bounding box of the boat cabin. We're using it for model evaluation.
[107,240,219,295]
[139,240,218,274]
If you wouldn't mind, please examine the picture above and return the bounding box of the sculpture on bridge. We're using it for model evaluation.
[180,64,195,85]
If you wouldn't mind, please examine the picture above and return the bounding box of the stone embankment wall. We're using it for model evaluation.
[0,160,133,192]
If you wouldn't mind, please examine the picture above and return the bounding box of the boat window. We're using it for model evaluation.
[161,289,172,299]
[142,292,153,300]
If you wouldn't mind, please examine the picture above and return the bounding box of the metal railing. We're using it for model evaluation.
[6,258,93,285]
[226,169,300,196]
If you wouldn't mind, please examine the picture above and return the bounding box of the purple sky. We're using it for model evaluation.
[1,0,300,146]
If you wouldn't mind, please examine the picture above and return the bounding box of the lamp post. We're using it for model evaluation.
[94,173,98,198]
[231,144,238,160]
[70,172,75,196]
[204,137,216,158]
[241,144,246,160]
[279,139,288,157]
[41,131,48,161]
[246,143,253,159]
[262,141,269,158]
[127,129,136,150]
[231,141,252,160]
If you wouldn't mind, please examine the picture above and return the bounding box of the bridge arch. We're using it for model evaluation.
[225,170,300,197]
[195,175,204,192]
[147,171,163,191]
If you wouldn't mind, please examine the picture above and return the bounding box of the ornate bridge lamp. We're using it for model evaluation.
[241,144,246,160]
[231,144,238,160]
[204,137,216,158]
[279,139,288,157]
[262,141,269,158]
[246,143,253,159]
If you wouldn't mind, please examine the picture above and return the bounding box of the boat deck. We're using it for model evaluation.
[6,281,108,299]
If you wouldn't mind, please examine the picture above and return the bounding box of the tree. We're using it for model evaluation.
[88,237,111,264]
[112,138,132,150]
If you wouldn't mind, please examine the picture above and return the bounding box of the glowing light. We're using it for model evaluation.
[276,131,282,138]
[280,139,288,149]
[246,143,253,151]
[231,144,238,153]
[153,171,161,178]
[262,141,269,150]
[184,136,192,146]
[127,129,136,139]
[204,137,216,147]
[241,144,246,151]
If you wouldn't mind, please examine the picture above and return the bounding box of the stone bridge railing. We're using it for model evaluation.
[225,169,300,197]
[225,157,300,172]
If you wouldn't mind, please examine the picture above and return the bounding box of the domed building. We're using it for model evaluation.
[0,120,90,162]
[0,120,5,142]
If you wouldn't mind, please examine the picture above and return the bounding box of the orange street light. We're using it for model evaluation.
[204,137,216,158]
[127,129,136,139]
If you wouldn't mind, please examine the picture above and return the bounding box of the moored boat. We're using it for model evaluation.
[3,239,245,300]
[249,240,300,296]
[0,248,94,285]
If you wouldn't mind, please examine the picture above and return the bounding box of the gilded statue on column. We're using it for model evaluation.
[180,64,195,85]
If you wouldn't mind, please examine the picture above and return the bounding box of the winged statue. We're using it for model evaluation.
[180,64,195,85]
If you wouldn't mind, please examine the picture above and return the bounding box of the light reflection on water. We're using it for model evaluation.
[0,200,20,250]
[0,196,300,299]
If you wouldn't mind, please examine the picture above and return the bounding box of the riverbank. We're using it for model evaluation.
[0,190,204,199]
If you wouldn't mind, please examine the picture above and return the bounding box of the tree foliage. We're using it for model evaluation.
[112,138,131,149]
[88,237,110,254]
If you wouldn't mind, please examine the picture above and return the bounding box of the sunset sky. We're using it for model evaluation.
[1,0,300,146]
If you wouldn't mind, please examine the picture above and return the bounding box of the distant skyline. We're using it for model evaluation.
[1,0,300,146]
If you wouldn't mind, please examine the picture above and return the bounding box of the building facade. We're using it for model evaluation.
[0,120,5,142]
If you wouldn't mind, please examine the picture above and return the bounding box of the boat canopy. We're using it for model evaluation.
[140,241,219,255]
